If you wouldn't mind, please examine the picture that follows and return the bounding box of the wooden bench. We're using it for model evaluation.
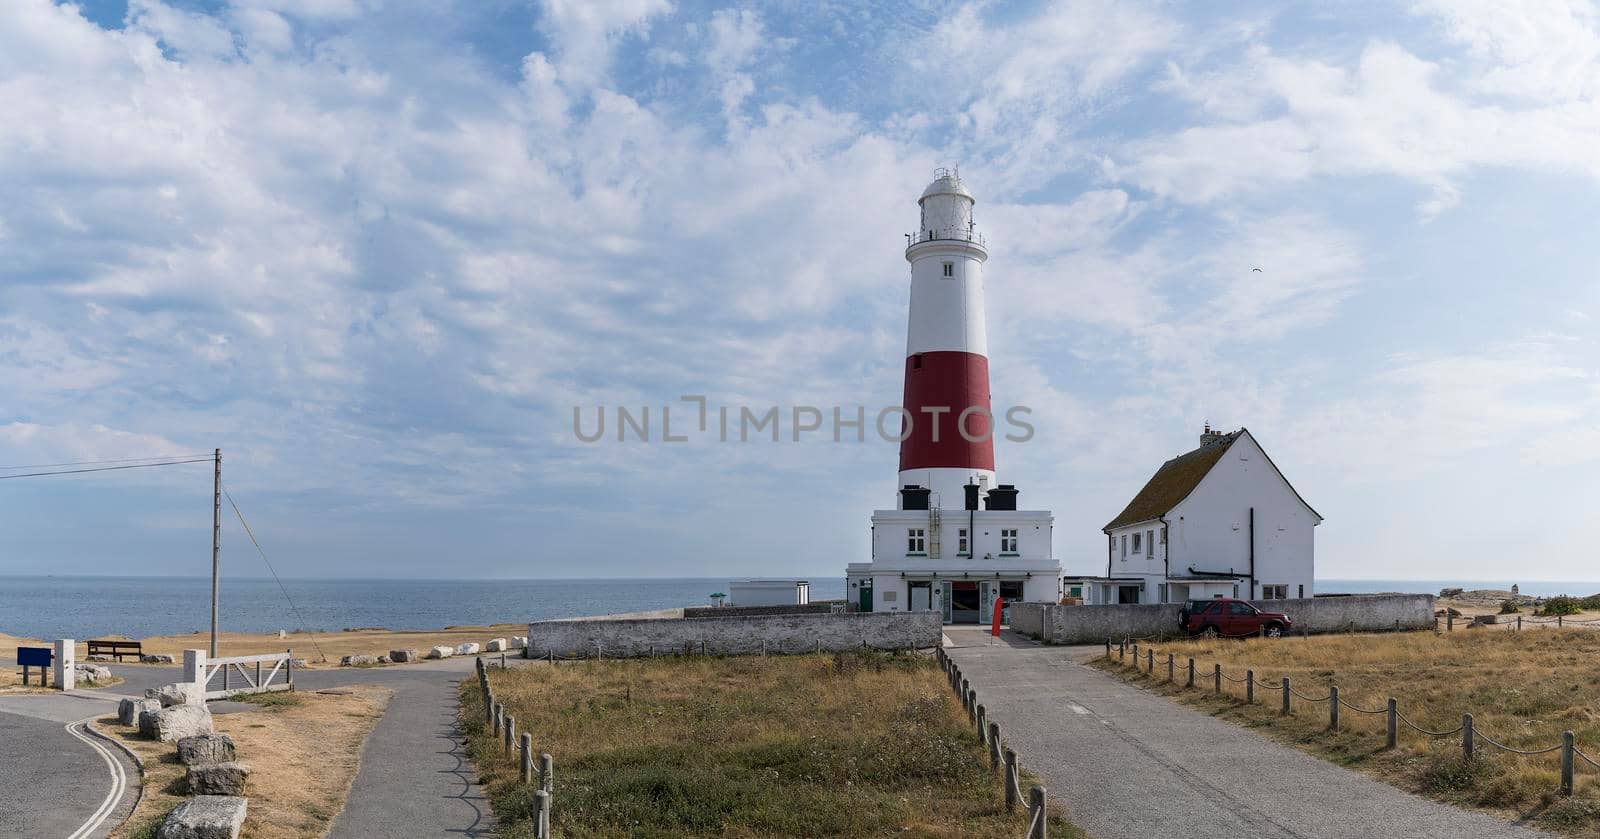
[87,639,143,662]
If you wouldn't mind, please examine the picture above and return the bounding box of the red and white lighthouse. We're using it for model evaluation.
[897,169,995,506]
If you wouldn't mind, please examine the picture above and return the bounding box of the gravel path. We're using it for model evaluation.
[943,628,1549,839]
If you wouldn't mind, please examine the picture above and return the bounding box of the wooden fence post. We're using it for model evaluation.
[1187,658,1195,688]
[1329,686,1340,731]
[520,733,533,784]
[1146,648,1154,674]
[977,704,987,743]
[1562,731,1575,796]
[988,722,1001,769]
[540,752,554,792]
[1027,786,1047,839]
[1386,699,1397,749]
[1004,748,1019,811]
[534,789,550,838]
[1447,612,1454,632]
[493,702,503,738]
[1463,713,1474,760]
[1214,663,1221,694]
[504,714,515,758]
[1281,678,1291,715]
[1246,670,1254,704]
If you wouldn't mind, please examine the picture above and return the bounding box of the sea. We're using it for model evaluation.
[0,576,1595,640]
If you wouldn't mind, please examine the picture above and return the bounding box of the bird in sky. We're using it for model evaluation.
[1251,267,1263,272]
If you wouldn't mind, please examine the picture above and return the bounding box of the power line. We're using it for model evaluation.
[223,486,329,664]
[0,454,215,471]
[0,458,214,480]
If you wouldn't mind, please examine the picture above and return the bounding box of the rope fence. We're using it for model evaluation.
[477,657,556,838]
[938,646,1052,838]
[1104,639,1593,798]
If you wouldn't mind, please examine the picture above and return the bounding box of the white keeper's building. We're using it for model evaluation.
[1064,426,1321,606]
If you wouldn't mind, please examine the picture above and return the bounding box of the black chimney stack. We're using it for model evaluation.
[964,482,980,511]
[900,485,931,511]
[984,484,1019,511]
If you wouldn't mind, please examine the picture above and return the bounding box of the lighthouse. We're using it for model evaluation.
[845,171,1062,624]
[898,169,994,506]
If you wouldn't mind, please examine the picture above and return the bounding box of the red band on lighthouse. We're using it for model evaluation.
[898,351,994,471]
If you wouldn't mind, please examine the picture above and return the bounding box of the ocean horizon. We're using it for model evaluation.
[1,575,1594,640]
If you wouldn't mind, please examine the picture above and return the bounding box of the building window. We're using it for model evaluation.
[1263,584,1288,599]
[1146,529,1155,556]
[1120,534,1127,558]
[1131,533,1142,554]
[942,262,954,277]
[958,528,969,554]
[1298,584,1304,599]
[907,529,926,554]
[1000,529,1018,553]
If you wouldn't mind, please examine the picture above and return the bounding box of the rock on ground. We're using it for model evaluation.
[75,663,113,684]
[141,653,178,664]
[86,653,114,662]
[426,646,454,659]
[157,795,247,839]
[148,682,204,707]
[455,642,481,655]
[187,761,252,796]
[484,638,509,652]
[143,704,214,743]
[119,697,161,727]
[511,636,528,649]
[389,649,420,663]
[178,733,236,766]
[340,654,379,666]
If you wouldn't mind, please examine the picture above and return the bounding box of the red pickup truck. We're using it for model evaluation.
[1180,598,1293,638]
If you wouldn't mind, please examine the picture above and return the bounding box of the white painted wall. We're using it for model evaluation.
[1167,432,1318,599]
[871,509,1053,563]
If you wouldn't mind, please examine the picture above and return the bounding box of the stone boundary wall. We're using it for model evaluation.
[525,611,942,658]
[682,601,842,619]
[1012,594,1436,645]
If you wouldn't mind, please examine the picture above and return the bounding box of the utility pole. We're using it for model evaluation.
[211,448,221,657]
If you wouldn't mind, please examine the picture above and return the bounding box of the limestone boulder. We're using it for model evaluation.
[87,653,114,662]
[485,638,509,652]
[510,636,528,649]
[1471,614,1499,626]
[119,697,162,727]
[148,682,204,707]
[75,663,113,684]
[142,703,214,742]
[455,642,481,655]
[426,646,454,659]
[389,649,420,663]
[340,654,379,667]
[141,653,177,664]
[157,795,247,839]
[177,733,236,766]
[187,761,252,796]
[290,659,309,669]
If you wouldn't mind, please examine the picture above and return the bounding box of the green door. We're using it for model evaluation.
[859,583,873,613]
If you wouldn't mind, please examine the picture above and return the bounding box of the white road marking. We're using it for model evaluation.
[65,716,127,839]
[1068,703,1090,715]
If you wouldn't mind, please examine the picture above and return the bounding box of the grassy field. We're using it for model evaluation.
[1091,629,1600,835]
[463,652,1081,838]
[108,685,390,839]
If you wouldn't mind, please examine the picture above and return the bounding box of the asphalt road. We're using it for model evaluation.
[0,653,494,838]
[944,628,1547,839]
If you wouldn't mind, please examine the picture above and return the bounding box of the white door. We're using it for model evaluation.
[979,581,995,623]
[940,581,953,623]
[910,585,931,611]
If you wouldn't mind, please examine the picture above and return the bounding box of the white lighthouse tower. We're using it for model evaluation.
[898,169,995,505]
[846,171,1062,624]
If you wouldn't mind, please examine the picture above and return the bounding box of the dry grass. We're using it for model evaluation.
[107,684,391,839]
[1092,629,1600,835]
[463,652,1083,838]
[69,623,531,669]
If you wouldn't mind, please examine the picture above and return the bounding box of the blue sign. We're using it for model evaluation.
[17,647,52,667]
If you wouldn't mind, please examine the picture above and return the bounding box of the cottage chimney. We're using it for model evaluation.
[1199,423,1224,447]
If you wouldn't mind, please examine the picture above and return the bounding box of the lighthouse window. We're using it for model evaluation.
[907,529,926,554]
[1000,529,1018,554]
[942,262,954,277]
[958,528,969,554]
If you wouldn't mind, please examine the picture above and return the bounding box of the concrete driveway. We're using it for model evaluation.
[944,627,1548,839]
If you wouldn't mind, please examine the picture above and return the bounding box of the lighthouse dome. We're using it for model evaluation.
[919,170,974,204]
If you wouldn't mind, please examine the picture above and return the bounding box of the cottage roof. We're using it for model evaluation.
[1103,431,1242,531]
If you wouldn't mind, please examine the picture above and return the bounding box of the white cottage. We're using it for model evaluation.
[1067,426,1321,605]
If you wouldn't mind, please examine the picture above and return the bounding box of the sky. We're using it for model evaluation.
[2,0,1598,582]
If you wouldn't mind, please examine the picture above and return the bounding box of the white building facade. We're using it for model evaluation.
[1069,427,1321,605]
[846,171,1063,623]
